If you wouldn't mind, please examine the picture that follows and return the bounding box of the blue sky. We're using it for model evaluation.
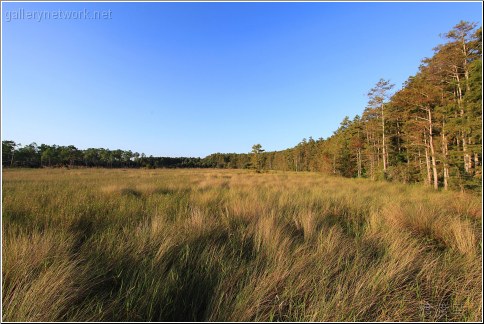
[2,1,482,157]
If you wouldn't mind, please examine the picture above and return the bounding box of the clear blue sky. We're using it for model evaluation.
[2,1,482,157]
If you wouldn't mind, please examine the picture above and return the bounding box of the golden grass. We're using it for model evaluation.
[2,168,482,321]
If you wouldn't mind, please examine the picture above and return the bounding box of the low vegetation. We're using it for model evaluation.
[2,168,482,321]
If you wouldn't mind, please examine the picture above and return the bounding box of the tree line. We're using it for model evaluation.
[0,141,268,171]
[2,22,481,190]
[1,141,210,169]
[198,21,482,191]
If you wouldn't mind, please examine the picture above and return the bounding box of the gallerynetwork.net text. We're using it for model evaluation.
[4,9,113,22]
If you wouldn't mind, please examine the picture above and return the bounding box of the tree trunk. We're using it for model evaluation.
[417,148,422,179]
[376,141,380,169]
[424,136,432,186]
[365,125,375,180]
[428,109,439,190]
[461,37,471,93]
[468,136,474,172]
[454,71,471,173]
[462,136,470,173]
[381,104,387,173]
[441,121,449,191]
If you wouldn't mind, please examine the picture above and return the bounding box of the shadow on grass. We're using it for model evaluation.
[323,213,367,239]
[2,210,33,229]
[68,215,94,256]
[152,187,176,195]
[120,188,142,198]
[67,226,256,321]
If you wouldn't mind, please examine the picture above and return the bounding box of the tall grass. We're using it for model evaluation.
[2,168,482,321]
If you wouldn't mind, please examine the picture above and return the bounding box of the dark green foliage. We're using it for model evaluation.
[1,142,208,169]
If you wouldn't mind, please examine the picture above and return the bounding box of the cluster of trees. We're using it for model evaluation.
[2,22,480,190]
[322,21,482,191]
[1,141,208,169]
[198,22,482,191]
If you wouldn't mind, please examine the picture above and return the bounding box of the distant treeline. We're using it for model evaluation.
[2,22,481,191]
[1,142,212,169]
[1,140,259,169]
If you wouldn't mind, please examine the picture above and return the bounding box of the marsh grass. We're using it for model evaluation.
[2,168,482,321]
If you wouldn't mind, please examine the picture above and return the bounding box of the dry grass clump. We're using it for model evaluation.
[2,168,482,321]
[2,228,88,321]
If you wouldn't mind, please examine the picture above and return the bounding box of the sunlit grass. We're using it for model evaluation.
[2,168,482,321]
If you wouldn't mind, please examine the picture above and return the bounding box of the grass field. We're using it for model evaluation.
[2,168,482,321]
